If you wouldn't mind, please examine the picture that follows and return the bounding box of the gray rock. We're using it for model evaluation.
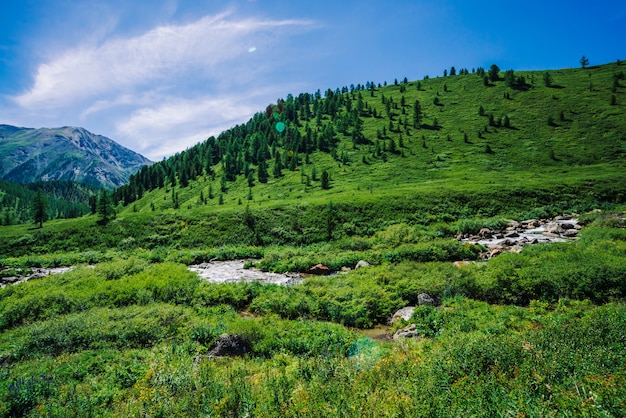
[207,334,251,357]
[390,306,415,324]
[355,260,371,270]
[563,229,579,237]
[544,223,564,234]
[393,324,422,340]
[522,219,540,228]
[417,293,436,306]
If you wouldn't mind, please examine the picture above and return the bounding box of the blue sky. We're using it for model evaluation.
[1,0,624,160]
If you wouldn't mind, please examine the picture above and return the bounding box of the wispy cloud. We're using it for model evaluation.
[15,12,312,108]
[114,85,297,160]
[11,10,314,159]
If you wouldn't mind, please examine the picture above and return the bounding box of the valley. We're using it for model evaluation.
[0,62,625,416]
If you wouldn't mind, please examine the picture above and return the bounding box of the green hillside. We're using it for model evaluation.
[0,62,625,417]
[1,62,624,255]
[114,62,624,214]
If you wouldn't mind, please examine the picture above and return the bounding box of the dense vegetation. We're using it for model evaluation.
[0,213,625,416]
[0,62,625,416]
[0,180,98,226]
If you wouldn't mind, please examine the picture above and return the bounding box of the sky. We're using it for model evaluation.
[1,0,624,161]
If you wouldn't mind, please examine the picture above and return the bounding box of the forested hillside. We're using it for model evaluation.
[113,62,625,213]
[0,180,98,225]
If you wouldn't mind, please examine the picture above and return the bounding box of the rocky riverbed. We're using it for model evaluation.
[188,260,303,286]
[459,215,580,259]
[0,266,73,288]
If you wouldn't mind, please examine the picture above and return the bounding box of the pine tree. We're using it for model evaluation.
[580,55,589,68]
[488,64,500,82]
[543,72,553,87]
[413,100,422,128]
[321,170,330,189]
[32,189,48,228]
[258,160,269,183]
[97,189,114,224]
[220,174,228,193]
[273,152,283,178]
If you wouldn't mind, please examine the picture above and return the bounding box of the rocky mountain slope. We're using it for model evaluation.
[0,125,152,189]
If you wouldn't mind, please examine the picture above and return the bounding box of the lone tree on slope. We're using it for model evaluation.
[32,189,48,228]
[580,55,589,69]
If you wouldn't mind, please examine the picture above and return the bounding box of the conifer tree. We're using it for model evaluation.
[273,152,283,178]
[97,189,114,224]
[489,64,500,82]
[257,160,269,183]
[543,72,553,87]
[321,170,330,189]
[580,55,589,68]
[32,189,48,228]
[413,100,422,128]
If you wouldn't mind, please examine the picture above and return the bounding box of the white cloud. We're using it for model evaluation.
[14,12,313,109]
[115,90,274,160]
[10,10,315,160]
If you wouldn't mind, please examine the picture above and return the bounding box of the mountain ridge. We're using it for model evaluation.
[0,125,152,189]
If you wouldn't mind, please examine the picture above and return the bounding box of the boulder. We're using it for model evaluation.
[307,264,331,275]
[390,306,415,324]
[504,232,519,238]
[393,324,422,340]
[544,223,564,235]
[478,228,492,238]
[489,248,503,258]
[207,334,251,357]
[522,219,540,228]
[355,260,371,270]
[1,276,20,284]
[506,220,520,229]
[563,229,579,237]
[417,293,436,306]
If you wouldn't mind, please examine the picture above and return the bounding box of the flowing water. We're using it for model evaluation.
[188,260,303,285]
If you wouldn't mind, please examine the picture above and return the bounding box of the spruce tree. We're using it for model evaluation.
[413,100,422,128]
[97,189,114,224]
[488,64,500,82]
[580,55,589,68]
[321,170,330,189]
[32,189,48,228]
[543,72,553,87]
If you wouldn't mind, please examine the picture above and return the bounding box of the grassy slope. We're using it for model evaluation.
[0,63,624,256]
[132,62,625,213]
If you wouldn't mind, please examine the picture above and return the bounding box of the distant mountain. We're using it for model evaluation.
[0,125,152,189]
